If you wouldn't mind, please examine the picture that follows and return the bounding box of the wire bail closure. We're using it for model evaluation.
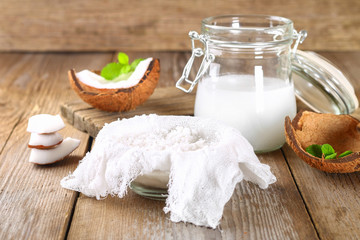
[176,31,215,93]
[292,29,307,54]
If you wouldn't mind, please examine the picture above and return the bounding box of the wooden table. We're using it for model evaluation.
[1,51,359,240]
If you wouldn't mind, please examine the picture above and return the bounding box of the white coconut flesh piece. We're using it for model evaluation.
[29,137,80,165]
[76,57,153,89]
[28,132,63,149]
[27,114,65,134]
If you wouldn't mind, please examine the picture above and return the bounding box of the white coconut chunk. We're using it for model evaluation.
[76,57,153,89]
[28,132,63,149]
[27,114,65,134]
[29,137,80,165]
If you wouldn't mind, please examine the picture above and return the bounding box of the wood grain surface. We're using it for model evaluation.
[0,54,26,152]
[282,145,360,240]
[0,0,359,51]
[1,51,360,239]
[0,53,112,239]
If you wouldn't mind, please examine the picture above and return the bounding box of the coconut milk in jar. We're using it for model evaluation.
[176,15,307,152]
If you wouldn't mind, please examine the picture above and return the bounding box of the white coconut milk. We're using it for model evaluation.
[194,74,296,152]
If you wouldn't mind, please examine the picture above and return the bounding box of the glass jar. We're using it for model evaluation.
[176,15,307,153]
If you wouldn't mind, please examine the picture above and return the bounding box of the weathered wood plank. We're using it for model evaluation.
[0,54,29,152]
[221,150,318,240]
[0,53,112,239]
[61,87,196,137]
[283,145,360,240]
[68,192,222,240]
[66,150,318,239]
[0,0,359,51]
[282,51,360,239]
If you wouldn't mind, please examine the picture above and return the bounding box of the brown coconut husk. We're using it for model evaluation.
[28,140,63,149]
[285,110,360,173]
[69,59,160,112]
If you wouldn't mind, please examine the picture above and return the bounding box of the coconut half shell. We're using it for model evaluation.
[285,110,360,173]
[69,59,160,112]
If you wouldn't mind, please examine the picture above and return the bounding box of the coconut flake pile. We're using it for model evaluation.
[61,114,276,228]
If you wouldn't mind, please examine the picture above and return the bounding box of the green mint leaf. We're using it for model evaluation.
[120,65,131,74]
[325,152,337,159]
[130,58,144,71]
[339,150,353,158]
[306,143,353,159]
[118,52,129,65]
[306,144,322,158]
[100,53,143,81]
[321,144,335,156]
[101,62,123,80]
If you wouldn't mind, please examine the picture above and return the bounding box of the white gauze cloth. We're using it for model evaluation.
[61,114,276,228]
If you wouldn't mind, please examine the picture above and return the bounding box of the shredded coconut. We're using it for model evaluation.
[120,126,209,152]
[61,114,276,228]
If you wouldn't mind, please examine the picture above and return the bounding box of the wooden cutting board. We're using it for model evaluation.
[60,87,195,137]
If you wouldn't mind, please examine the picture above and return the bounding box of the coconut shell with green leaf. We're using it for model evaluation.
[285,110,360,173]
[69,53,160,112]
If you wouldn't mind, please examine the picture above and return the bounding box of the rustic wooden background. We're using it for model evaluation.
[0,0,359,52]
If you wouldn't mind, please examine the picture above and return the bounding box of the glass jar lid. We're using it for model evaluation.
[292,50,358,114]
